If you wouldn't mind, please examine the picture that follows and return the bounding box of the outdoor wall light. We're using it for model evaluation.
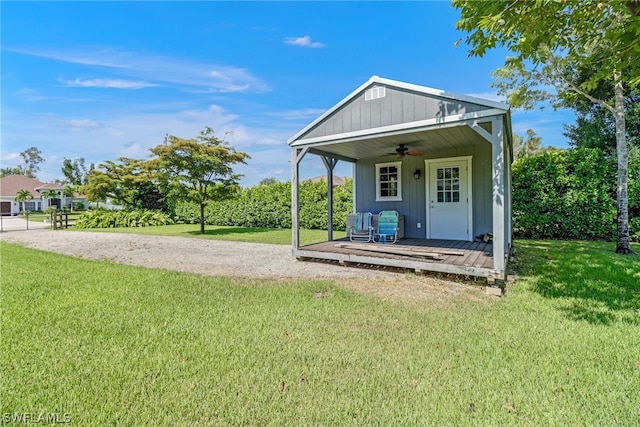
[413,169,421,180]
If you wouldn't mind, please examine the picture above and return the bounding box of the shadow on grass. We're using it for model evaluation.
[515,240,640,325]
[185,226,272,237]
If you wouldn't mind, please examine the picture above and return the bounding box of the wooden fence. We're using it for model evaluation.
[51,211,80,230]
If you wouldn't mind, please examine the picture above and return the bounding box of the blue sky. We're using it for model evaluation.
[1,1,574,186]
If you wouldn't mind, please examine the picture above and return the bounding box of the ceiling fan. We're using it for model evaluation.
[385,144,424,158]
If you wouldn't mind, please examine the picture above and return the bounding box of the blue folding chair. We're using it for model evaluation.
[374,210,399,244]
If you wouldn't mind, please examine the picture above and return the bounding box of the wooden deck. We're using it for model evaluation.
[294,237,500,279]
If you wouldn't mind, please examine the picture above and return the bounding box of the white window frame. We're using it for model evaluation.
[375,161,402,202]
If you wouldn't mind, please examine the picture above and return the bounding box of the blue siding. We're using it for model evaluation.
[354,144,492,239]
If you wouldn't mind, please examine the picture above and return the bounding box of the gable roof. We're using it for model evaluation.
[0,175,63,197]
[288,75,509,146]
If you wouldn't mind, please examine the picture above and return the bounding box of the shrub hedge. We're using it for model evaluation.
[174,179,353,230]
[75,150,639,243]
[75,209,174,229]
[512,147,639,241]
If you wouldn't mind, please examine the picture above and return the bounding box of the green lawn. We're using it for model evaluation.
[1,240,638,425]
[74,223,346,245]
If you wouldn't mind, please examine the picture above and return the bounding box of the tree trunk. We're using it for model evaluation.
[613,71,635,254]
[200,203,205,234]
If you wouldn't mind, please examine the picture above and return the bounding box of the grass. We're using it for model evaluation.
[1,239,639,425]
[73,223,346,245]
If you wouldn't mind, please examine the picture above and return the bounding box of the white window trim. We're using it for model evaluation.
[375,161,402,202]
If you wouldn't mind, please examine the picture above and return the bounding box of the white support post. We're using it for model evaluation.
[291,147,309,249]
[491,117,506,277]
[321,156,338,241]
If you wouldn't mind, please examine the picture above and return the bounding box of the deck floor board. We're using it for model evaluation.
[299,237,495,275]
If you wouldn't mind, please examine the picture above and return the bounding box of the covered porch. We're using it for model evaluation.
[296,237,495,278]
[289,76,512,282]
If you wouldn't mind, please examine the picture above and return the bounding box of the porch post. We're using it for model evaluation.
[291,147,309,249]
[491,116,506,277]
[321,156,338,241]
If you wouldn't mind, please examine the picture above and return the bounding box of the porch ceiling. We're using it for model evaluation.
[303,124,488,162]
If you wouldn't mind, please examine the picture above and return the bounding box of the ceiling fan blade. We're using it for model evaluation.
[407,148,424,156]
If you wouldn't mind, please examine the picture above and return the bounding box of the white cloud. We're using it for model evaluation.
[2,100,313,186]
[69,118,103,131]
[63,78,156,89]
[11,46,271,93]
[284,36,326,48]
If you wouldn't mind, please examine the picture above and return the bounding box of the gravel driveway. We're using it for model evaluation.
[1,229,481,301]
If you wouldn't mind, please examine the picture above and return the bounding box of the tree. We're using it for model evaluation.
[453,0,640,254]
[563,80,640,153]
[82,157,162,210]
[61,157,94,186]
[258,177,279,186]
[149,127,250,234]
[513,129,544,161]
[15,189,33,213]
[0,167,22,178]
[19,147,45,179]
[63,186,76,211]
[41,189,59,209]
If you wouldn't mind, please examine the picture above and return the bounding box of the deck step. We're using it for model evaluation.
[334,243,464,259]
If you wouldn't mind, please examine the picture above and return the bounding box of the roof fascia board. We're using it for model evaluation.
[372,76,510,111]
[290,108,506,148]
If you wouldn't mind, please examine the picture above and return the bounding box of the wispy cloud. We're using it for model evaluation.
[63,78,156,89]
[68,118,103,131]
[9,46,270,93]
[284,36,326,48]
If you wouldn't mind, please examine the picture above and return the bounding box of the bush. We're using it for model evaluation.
[173,179,353,230]
[512,147,638,241]
[75,202,85,211]
[75,209,174,229]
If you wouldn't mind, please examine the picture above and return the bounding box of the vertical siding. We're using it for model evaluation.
[298,86,491,142]
[354,143,492,239]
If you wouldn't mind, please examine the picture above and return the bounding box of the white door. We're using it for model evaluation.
[427,158,471,240]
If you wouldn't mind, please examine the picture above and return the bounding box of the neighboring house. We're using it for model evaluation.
[308,175,347,187]
[0,175,86,215]
[289,76,513,281]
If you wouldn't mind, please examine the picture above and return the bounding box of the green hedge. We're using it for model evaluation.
[512,147,639,241]
[174,179,353,230]
[75,209,174,229]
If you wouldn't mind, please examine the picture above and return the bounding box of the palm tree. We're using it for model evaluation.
[15,189,33,214]
[63,186,76,211]
[41,189,60,210]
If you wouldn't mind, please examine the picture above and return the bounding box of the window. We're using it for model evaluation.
[365,85,386,101]
[376,161,402,201]
[22,201,40,211]
[436,167,460,203]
